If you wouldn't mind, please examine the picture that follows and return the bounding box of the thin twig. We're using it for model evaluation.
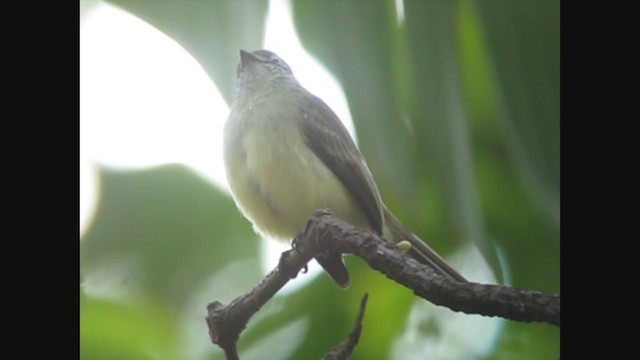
[321,293,369,360]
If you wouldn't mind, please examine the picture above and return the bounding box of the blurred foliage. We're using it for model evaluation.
[81,0,559,359]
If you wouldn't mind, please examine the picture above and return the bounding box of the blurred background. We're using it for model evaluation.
[80,0,559,359]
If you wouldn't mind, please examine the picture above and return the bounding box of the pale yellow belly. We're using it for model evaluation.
[224,109,368,242]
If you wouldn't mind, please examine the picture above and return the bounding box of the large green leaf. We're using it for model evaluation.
[80,165,261,309]
[475,1,560,228]
[402,0,503,282]
[80,296,179,359]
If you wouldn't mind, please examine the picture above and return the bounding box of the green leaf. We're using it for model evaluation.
[474,1,560,227]
[80,296,179,360]
[80,164,261,309]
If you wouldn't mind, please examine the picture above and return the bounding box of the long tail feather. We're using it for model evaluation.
[383,207,467,282]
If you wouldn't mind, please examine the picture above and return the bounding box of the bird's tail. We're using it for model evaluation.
[383,207,467,283]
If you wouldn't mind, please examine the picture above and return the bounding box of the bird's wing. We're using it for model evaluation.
[297,95,384,234]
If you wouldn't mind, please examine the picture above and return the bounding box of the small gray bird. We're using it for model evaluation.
[223,49,466,287]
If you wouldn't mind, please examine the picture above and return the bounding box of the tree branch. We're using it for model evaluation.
[298,211,560,326]
[321,293,368,360]
[205,210,560,358]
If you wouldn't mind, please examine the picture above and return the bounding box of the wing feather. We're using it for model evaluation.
[297,96,384,234]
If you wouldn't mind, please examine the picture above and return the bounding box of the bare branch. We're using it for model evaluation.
[321,293,369,360]
[300,210,560,326]
[206,268,290,359]
[205,210,560,358]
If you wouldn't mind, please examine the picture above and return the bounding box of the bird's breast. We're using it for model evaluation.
[223,101,367,241]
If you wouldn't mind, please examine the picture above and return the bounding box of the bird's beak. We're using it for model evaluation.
[239,50,259,67]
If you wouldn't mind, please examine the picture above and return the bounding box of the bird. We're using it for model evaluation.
[223,49,466,287]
